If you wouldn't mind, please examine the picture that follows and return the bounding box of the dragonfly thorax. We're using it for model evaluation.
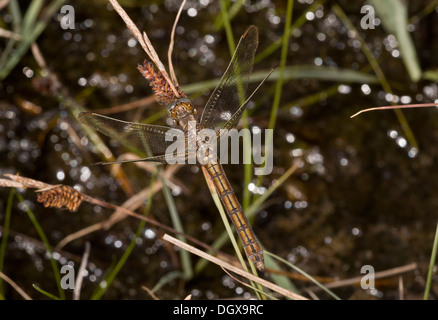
[168,98,197,127]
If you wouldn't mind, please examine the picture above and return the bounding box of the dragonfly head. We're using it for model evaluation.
[168,97,196,125]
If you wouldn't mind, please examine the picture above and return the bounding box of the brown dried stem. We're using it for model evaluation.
[163,234,309,300]
[0,173,232,264]
[168,0,187,87]
[351,103,438,118]
[307,262,418,291]
[0,271,32,300]
[108,0,180,98]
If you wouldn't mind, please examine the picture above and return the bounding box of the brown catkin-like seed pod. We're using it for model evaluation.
[137,60,185,106]
[37,185,84,212]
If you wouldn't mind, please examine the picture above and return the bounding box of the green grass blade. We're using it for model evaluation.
[249,162,302,294]
[195,162,300,295]
[8,0,23,28]
[424,221,438,300]
[203,169,265,299]
[370,0,421,82]
[21,0,44,35]
[333,4,418,151]
[183,66,379,95]
[219,0,236,56]
[218,0,253,212]
[423,69,438,82]
[0,0,22,69]
[0,0,66,80]
[91,174,156,299]
[282,84,340,111]
[151,270,184,293]
[253,0,293,203]
[266,251,341,300]
[254,0,326,64]
[0,189,15,296]
[193,230,228,273]
[263,252,299,294]
[16,193,65,300]
[32,284,61,300]
[91,219,146,300]
[213,0,243,31]
[159,171,193,280]
[267,0,293,131]
[247,161,300,218]
[210,182,247,271]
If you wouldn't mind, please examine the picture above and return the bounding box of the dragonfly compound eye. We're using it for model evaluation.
[168,98,195,121]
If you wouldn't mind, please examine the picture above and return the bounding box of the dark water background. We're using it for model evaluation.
[0,0,438,299]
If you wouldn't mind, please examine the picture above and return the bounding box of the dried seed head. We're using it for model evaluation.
[36,185,84,212]
[137,60,185,106]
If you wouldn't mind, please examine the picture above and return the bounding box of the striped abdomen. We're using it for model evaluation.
[204,157,264,271]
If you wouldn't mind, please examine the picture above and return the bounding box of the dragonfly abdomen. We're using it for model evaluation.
[204,158,264,271]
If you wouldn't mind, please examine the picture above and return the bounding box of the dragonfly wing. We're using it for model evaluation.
[78,112,185,159]
[199,26,258,132]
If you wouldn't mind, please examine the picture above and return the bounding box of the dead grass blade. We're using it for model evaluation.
[0,174,233,265]
[73,242,90,300]
[108,0,180,98]
[141,285,160,300]
[351,103,438,118]
[168,0,187,87]
[162,234,308,300]
[307,262,418,291]
[0,271,32,300]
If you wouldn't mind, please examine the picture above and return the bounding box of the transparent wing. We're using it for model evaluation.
[78,112,184,160]
[199,26,258,132]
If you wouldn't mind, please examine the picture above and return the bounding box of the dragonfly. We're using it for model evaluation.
[79,26,267,271]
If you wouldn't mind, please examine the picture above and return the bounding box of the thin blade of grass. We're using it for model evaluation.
[213,0,243,31]
[91,174,156,299]
[91,221,146,299]
[333,5,418,151]
[249,161,302,295]
[32,284,60,300]
[0,189,14,296]
[0,0,22,69]
[15,192,65,300]
[248,161,302,219]
[263,250,299,294]
[202,166,265,299]
[370,0,421,82]
[195,161,301,293]
[219,0,236,56]
[261,0,293,183]
[151,270,184,294]
[21,0,44,35]
[163,234,308,300]
[182,66,379,95]
[218,0,253,212]
[159,170,193,280]
[424,221,438,300]
[423,70,438,82]
[351,103,438,118]
[0,271,32,300]
[254,0,326,64]
[202,168,247,271]
[282,84,340,111]
[265,251,341,300]
[0,0,66,80]
[8,0,22,28]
